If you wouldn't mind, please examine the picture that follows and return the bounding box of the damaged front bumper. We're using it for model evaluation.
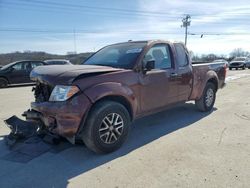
[4,92,92,146]
[29,92,92,138]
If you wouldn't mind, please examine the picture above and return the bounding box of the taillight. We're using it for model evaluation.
[224,63,227,78]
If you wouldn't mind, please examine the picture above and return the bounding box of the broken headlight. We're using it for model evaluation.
[49,85,80,102]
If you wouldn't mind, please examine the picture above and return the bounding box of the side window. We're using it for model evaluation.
[174,43,189,67]
[144,44,172,69]
[12,63,23,71]
[31,62,43,68]
[23,62,32,71]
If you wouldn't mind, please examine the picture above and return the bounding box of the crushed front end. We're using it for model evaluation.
[28,82,91,141]
[4,81,91,146]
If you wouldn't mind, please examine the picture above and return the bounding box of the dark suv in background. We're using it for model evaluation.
[0,60,46,88]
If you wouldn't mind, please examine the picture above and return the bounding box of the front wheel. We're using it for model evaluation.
[195,82,216,112]
[81,101,131,154]
[0,78,8,88]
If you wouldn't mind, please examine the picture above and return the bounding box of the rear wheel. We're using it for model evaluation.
[0,78,8,88]
[195,82,216,112]
[242,65,246,70]
[229,68,232,70]
[81,100,131,153]
[236,68,238,70]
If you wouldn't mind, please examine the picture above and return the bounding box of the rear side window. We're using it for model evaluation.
[174,43,189,67]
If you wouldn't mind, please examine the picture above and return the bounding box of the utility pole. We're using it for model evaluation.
[182,15,191,46]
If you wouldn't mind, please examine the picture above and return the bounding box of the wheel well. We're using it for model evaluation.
[207,78,218,91]
[93,95,133,120]
[0,76,9,84]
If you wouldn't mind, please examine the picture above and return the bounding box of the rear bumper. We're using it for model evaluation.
[30,93,92,137]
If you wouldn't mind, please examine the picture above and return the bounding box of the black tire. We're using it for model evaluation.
[242,66,245,70]
[248,67,250,69]
[236,68,238,70]
[0,78,8,88]
[81,100,131,154]
[195,82,216,112]
[229,68,232,70]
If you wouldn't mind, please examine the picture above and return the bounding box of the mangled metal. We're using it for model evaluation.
[4,116,39,147]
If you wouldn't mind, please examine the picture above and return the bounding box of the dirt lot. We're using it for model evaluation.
[0,70,250,188]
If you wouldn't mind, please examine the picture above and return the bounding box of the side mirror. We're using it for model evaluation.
[143,60,155,74]
[8,67,14,72]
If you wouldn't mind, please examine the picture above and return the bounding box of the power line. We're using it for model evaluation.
[3,2,249,25]
[2,2,182,21]
[10,0,181,16]
[1,28,250,36]
[5,0,182,19]
[7,0,250,18]
[189,32,250,36]
[0,28,185,35]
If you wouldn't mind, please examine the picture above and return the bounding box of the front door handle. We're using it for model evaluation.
[170,73,178,77]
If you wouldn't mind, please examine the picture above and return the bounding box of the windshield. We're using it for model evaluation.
[0,62,16,70]
[83,42,147,69]
[234,57,246,61]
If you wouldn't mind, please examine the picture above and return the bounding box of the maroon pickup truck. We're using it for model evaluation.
[22,40,226,153]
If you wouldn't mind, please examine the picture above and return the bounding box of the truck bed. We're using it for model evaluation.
[190,62,227,100]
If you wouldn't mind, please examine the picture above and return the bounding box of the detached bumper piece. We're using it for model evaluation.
[4,112,61,148]
[4,116,39,147]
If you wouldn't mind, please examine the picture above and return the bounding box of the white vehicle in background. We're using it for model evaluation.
[44,59,73,65]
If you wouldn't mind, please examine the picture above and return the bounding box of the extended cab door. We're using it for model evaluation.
[139,43,179,113]
[173,43,193,101]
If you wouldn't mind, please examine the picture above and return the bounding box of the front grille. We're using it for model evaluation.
[231,63,240,66]
[33,83,53,102]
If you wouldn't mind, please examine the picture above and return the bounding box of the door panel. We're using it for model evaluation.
[138,43,179,113]
[8,63,26,84]
[139,70,178,113]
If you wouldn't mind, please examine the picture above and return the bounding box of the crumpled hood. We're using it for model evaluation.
[30,65,122,85]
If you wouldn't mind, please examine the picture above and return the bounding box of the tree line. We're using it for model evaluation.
[191,48,250,63]
[0,51,93,66]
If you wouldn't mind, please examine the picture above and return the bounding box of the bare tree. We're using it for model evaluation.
[229,48,250,58]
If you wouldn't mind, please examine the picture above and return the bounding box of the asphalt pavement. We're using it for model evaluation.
[0,69,249,188]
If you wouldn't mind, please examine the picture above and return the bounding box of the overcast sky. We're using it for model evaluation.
[0,0,250,55]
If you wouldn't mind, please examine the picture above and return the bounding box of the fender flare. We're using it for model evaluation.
[83,82,138,119]
[192,71,219,100]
